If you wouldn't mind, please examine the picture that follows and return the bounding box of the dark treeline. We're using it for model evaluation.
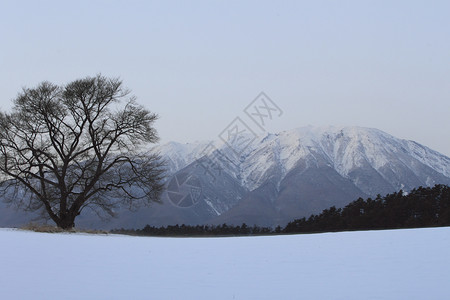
[112,223,276,237]
[112,184,450,236]
[284,184,450,233]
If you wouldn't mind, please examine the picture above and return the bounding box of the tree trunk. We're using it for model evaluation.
[56,215,76,230]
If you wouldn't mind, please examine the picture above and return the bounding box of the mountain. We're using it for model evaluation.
[2,125,450,229]
[154,126,450,227]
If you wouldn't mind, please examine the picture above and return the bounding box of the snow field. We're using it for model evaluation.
[0,227,449,300]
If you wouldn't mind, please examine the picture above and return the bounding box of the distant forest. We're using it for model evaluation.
[112,184,450,236]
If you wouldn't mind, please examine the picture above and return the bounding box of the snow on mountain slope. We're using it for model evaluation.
[154,141,214,174]
[160,126,450,194]
[1,227,450,300]
[404,140,450,178]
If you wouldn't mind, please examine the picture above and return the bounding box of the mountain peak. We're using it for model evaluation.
[157,125,450,192]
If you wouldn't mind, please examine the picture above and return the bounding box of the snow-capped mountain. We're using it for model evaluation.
[161,126,450,194]
[148,125,450,227]
[1,125,450,229]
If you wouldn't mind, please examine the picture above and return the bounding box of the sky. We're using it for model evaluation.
[1,0,449,156]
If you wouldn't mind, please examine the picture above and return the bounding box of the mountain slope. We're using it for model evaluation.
[161,126,450,226]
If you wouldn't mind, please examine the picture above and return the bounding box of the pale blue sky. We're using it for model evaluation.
[1,0,449,155]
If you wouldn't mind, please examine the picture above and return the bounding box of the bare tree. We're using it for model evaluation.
[0,75,165,229]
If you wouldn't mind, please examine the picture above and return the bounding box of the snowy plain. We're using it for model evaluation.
[1,227,449,300]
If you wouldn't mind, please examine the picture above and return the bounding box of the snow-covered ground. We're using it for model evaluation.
[1,227,449,300]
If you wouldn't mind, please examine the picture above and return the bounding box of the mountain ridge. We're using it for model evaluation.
[157,125,450,192]
[141,125,450,227]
